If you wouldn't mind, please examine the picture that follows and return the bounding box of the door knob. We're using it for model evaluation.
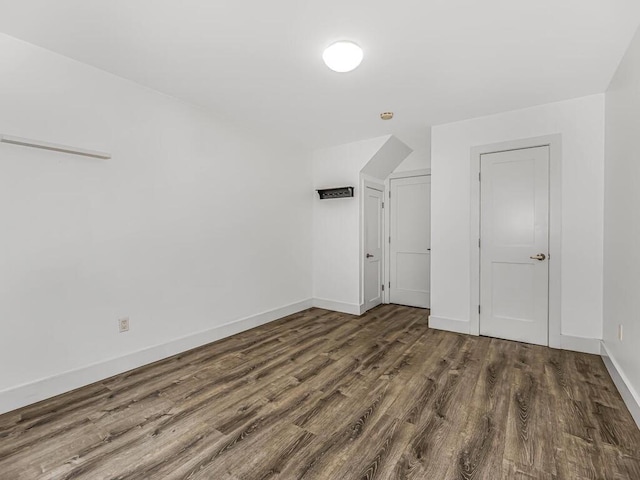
[530,253,546,261]
[366,253,374,258]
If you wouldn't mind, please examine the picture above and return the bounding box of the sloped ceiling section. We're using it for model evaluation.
[360,135,413,180]
[0,1,638,150]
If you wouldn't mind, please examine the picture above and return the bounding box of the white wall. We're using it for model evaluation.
[603,25,640,423]
[312,136,388,312]
[312,135,412,313]
[360,136,413,181]
[431,94,605,341]
[0,34,312,411]
[394,128,431,172]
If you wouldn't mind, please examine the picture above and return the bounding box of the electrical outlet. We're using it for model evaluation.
[618,324,623,341]
[119,317,130,333]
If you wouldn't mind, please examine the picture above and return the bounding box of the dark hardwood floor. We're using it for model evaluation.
[1,305,639,479]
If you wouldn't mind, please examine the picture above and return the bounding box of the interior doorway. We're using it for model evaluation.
[479,146,549,346]
[363,183,384,313]
[388,174,431,308]
[470,135,562,348]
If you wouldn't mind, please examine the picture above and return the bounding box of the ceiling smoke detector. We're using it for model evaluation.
[380,112,394,120]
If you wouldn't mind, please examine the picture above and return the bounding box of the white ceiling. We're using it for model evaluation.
[0,0,639,150]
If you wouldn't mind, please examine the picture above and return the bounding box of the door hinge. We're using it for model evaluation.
[381,284,385,292]
[478,238,481,248]
[389,191,392,198]
[478,305,481,314]
[389,236,391,244]
[478,172,481,181]
[389,282,391,289]
[382,201,385,209]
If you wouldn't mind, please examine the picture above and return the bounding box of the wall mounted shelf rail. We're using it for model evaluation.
[316,186,354,199]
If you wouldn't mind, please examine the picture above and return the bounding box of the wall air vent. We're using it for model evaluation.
[317,186,355,200]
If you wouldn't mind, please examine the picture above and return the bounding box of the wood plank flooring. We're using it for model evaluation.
[1,305,639,479]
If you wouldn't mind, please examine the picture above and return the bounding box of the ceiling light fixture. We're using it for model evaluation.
[322,41,363,73]
[380,112,394,120]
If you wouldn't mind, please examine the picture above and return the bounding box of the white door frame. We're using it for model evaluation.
[384,169,431,305]
[360,176,386,312]
[470,135,562,349]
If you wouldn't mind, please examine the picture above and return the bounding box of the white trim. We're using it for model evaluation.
[387,168,431,180]
[0,299,312,415]
[0,134,111,159]
[383,168,432,305]
[559,335,601,355]
[359,173,386,184]
[469,135,562,348]
[312,298,362,315]
[383,181,391,304]
[429,316,470,334]
[601,342,640,428]
[360,177,386,313]
[427,319,600,357]
[426,317,601,356]
[384,170,432,305]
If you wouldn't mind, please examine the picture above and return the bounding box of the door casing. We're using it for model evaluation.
[389,175,431,308]
[383,169,431,305]
[470,135,562,349]
[479,146,550,345]
[361,177,385,313]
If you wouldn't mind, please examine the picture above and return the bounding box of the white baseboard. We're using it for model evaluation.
[312,298,362,316]
[427,318,601,355]
[560,334,602,355]
[429,315,470,335]
[601,341,640,428]
[0,299,313,415]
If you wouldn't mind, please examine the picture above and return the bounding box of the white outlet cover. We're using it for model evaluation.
[119,317,130,333]
[618,324,623,341]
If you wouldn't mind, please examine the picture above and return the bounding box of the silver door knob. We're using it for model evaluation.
[530,253,546,261]
[366,253,374,258]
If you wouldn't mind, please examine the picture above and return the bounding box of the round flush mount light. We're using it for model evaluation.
[380,112,394,120]
[322,41,364,73]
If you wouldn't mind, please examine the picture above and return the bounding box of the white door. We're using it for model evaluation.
[364,186,384,312]
[389,176,431,308]
[480,146,549,346]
